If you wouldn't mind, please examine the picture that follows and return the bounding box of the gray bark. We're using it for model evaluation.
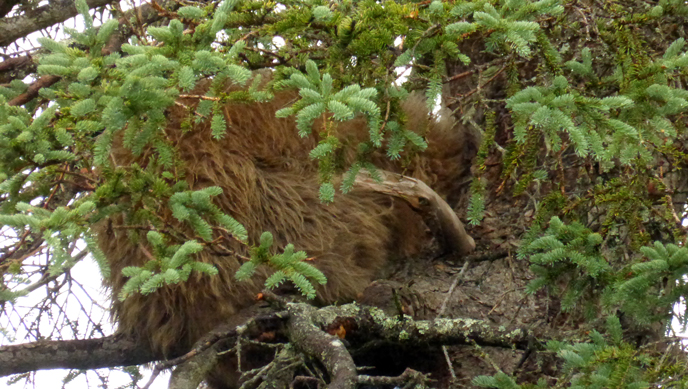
[0,0,115,47]
[0,303,530,381]
[0,334,158,376]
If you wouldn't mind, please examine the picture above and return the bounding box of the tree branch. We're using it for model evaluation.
[357,368,430,387]
[312,304,531,350]
[4,0,179,106]
[288,304,357,389]
[0,303,530,381]
[7,74,59,106]
[0,52,34,82]
[102,0,179,55]
[166,345,220,389]
[0,0,21,19]
[0,0,115,48]
[0,334,158,377]
[354,169,476,255]
[155,309,289,389]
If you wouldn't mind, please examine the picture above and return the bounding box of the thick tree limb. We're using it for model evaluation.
[287,303,529,389]
[287,304,357,389]
[0,303,529,381]
[166,345,220,389]
[7,74,59,106]
[0,53,37,84]
[354,169,476,255]
[0,52,34,83]
[0,333,158,377]
[158,310,289,389]
[311,304,530,350]
[0,0,115,47]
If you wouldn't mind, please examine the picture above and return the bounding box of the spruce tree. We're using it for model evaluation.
[1,0,688,388]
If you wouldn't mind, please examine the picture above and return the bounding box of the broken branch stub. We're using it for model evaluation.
[353,169,475,256]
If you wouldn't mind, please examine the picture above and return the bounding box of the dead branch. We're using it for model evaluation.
[0,0,114,47]
[354,169,476,255]
[0,333,158,376]
[0,302,530,382]
[151,309,289,389]
[287,304,357,389]
[7,75,59,106]
[241,347,304,389]
[165,345,220,389]
[459,249,510,263]
[357,367,430,387]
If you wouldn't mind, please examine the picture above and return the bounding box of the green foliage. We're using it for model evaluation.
[617,242,688,325]
[277,61,381,138]
[235,232,327,299]
[472,372,521,389]
[117,233,213,300]
[0,197,110,303]
[508,77,643,164]
[312,5,333,22]
[473,372,521,389]
[275,60,382,202]
[169,187,248,242]
[467,178,486,226]
[449,0,563,58]
[520,216,610,314]
[4,0,688,385]
[177,6,205,20]
[425,74,442,112]
[475,316,653,389]
[210,111,227,139]
[467,110,496,225]
[545,316,650,389]
[523,213,688,333]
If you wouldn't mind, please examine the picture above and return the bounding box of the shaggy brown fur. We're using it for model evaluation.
[96,78,471,388]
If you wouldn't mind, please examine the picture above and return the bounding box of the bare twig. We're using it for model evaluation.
[438,259,471,318]
[442,346,457,382]
[357,367,430,387]
[10,251,88,298]
[455,64,507,101]
[0,0,21,18]
[178,94,221,101]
